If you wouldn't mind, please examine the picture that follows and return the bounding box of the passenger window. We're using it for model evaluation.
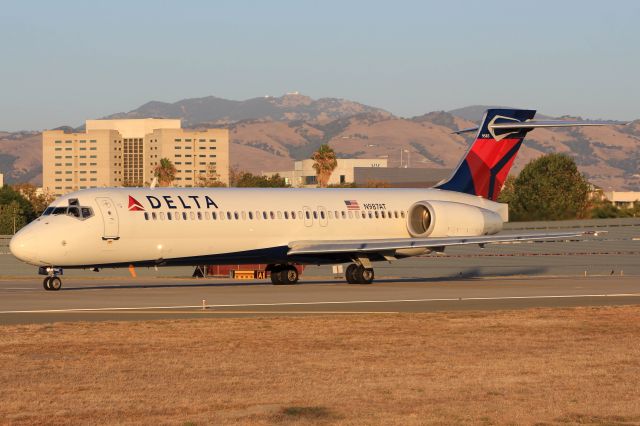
[374,211,379,219]
[270,211,275,219]
[197,212,202,220]
[255,210,260,220]
[342,211,347,219]
[394,211,399,219]
[313,211,318,219]
[291,211,296,219]
[212,212,217,220]
[381,211,385,218]
[175,212,180,221]
[277,211,282,219]
[284,211,289,219]
[241,211,246,220]
[348,211,353,219]
[401,211,406,218]
[327,211,333,219]
[189,212,195,220]
[144,212,149,220]
[152,212,157,220]
[182,212,187,220]
[220,212,225,220]
[234,211,239,220]
[320,211,325,219]
[305,211,310,219]
[298,211,303,219]
[160,212,166,220]
[263,211,268,220]
[248,211,254,220]
[227,212,232,220]
[168,212,173,220]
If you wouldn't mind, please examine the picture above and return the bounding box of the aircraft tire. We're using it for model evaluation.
[353,266,374,284]
[50,276,62,291]
[345,264,359,284]
[282,266,299,284]
[43,277,52,291]
[270,268,284,285]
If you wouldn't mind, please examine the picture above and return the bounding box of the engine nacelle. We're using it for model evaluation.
[406,200,503,238]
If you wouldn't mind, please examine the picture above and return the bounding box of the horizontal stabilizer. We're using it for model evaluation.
[453,119,627,135]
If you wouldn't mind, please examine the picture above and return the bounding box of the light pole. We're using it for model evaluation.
[403,149,410,168]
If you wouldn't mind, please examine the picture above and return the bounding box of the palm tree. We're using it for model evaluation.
[311,144,338,188]
[154,158,177,187]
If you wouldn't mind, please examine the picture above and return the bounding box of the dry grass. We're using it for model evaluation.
[1,307,640,425]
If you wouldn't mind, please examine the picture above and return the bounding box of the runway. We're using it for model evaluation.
[0,275,638,324]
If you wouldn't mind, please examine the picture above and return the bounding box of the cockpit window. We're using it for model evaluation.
[46,200,94,220]
[52,207,67,215]
[81,207,93,219]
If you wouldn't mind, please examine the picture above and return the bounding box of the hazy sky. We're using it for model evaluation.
[1,0,639,130]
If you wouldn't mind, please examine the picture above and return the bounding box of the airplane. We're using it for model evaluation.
[10,109,621,291]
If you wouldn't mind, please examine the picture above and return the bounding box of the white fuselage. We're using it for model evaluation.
[9,187,507,268]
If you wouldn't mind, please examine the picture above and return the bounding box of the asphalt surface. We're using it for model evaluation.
[0,275,638,324]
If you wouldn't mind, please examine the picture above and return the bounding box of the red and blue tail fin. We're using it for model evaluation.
[436,108,536,201]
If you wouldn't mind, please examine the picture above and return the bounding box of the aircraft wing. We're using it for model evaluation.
[288,231,601,256]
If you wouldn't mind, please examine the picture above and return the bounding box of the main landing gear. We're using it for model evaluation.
[40,267,63,291]
[345,263,375,284]
[269,264,299,285]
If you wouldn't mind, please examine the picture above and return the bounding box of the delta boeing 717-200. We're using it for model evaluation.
[10,109,621,290]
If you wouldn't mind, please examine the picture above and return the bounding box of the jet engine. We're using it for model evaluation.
[406,200,503,238]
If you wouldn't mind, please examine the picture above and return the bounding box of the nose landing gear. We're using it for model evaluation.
[40,267,63,291]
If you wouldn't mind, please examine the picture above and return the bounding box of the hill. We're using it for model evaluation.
[1,95,638,190]
[105,93,393,127]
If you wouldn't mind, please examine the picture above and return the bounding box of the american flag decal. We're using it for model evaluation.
[344,200,360,210]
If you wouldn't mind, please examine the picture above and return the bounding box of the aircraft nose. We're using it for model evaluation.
[9,229,38,264]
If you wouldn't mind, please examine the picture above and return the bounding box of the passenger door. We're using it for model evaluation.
[95,197,119,239]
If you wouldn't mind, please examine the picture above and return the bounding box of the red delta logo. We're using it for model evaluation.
[128,196,145,212]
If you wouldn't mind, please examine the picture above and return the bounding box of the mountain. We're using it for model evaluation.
[105,93,393,126]
[1,94,638,190]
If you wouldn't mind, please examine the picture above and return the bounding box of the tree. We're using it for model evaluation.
[196,164,227,187]
[311,144,338,188]
[0,201,26,234]
[498,153,590,221]
[0,185,35,227]
[234,172,290,188]
[12,183,55,216]
[154,158,177,187]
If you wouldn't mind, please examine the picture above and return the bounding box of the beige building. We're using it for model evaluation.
[0,171,4,187]
[43,119,229,196]
[604,191,640,208]
[265,158,388,187]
